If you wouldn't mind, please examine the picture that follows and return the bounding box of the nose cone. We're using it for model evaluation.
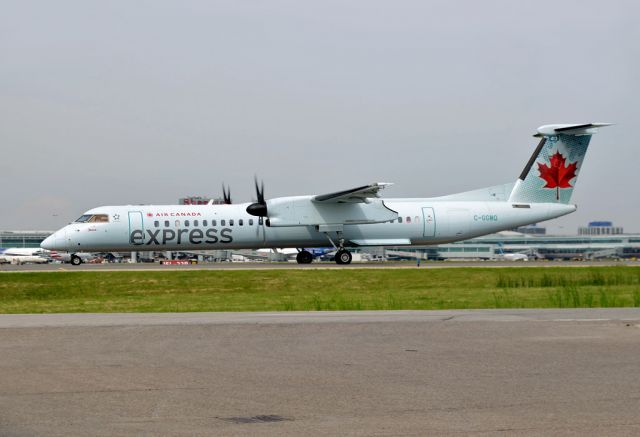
[41,234,56,250]
[41,229,68,251]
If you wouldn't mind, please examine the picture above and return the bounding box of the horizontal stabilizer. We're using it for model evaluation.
[534,123,612,137]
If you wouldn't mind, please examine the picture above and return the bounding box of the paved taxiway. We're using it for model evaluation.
[1,259,637,272]
[1,309,640,436]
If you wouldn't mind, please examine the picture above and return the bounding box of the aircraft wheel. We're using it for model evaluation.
[335,249,352,265]
[296,250,313,264]
[70,255,82,266]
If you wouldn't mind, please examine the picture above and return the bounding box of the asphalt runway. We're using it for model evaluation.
[1,259,637,272]
[1,309,640,436]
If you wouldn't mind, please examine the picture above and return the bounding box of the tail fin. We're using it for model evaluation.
[508,123,611,204]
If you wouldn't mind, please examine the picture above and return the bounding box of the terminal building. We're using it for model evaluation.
[389,231,640,261]
[0,231,54,249]
[578,221,624,236]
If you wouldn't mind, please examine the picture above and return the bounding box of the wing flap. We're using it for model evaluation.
[313,183,393,203]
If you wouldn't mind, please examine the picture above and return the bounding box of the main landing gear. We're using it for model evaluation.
[318,229,353,265]
[334,249,352,265]
[70,254,82,266]
[296,250,313,264]
[328,235,353,265]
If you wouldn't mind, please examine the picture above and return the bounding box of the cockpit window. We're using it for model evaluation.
[88,214,109,223]
[75,214,109,223]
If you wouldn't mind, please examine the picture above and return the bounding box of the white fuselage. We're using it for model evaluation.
[499,253,529,261]
[0,254,49,264]
[41,199,576,252]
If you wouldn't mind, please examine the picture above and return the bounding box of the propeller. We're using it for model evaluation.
[222,183,232,205]
[246,176,268,219]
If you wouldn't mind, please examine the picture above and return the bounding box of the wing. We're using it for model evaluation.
[313,183,393,203]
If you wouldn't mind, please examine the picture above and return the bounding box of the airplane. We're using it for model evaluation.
[255,247,335,262]
[0,248,49,265]
[0,248,47,256]
[41,123,611,266]
[495,243,529,261]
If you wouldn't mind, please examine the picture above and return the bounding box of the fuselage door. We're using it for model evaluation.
[422,207,435,237]
[128,211,144,245]
[255,218,266,244]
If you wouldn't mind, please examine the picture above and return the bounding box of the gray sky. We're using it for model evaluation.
[1,0,638,233]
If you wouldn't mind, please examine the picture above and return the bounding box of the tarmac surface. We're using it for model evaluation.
[1,259,637,272]
[1,309,640,436]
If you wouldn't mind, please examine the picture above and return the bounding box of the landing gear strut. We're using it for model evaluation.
[321,229,353,265]
[70,255,82,266]
[332,235,352,265]
[296,250,313,264]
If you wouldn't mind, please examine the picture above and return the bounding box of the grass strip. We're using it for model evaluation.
[0,266,639,313]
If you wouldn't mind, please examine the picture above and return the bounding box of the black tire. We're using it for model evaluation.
[335,249,352,265]
[70,255,82,266]
[296,250,313,264]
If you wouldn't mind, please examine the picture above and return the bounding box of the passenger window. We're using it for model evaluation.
[229,219,234,226]
[221,220,226,226]
[415,216,420,223]
[184,220,190,227]
[398,217,403,224]
[239,219,243,226]
[165,221,170,227]
[249,219,254,226]
[203,220,208,226]
[154,221,159,228]
[406,216,411,223]
[194,220,198,227]
[175,220,180,227]
[212,220,217,227]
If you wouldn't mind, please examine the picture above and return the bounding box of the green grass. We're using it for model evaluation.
[0,266,639,313]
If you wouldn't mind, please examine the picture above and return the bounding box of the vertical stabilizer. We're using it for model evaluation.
[508,123,611,204]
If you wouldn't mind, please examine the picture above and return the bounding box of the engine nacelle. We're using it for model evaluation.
[264,196,397,227]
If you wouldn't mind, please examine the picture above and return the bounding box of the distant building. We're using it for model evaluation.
[578,221,624,236]
[385,231,640,261]
[179,196,226,205]
[513,223,546,235]
[0,231,53,248]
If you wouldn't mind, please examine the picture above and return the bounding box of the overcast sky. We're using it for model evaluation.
[1,0,638,233]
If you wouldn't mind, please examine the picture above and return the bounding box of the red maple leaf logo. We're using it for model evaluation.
[537,151,578,200]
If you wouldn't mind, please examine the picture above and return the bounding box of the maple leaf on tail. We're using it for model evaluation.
[537,151,578,200]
